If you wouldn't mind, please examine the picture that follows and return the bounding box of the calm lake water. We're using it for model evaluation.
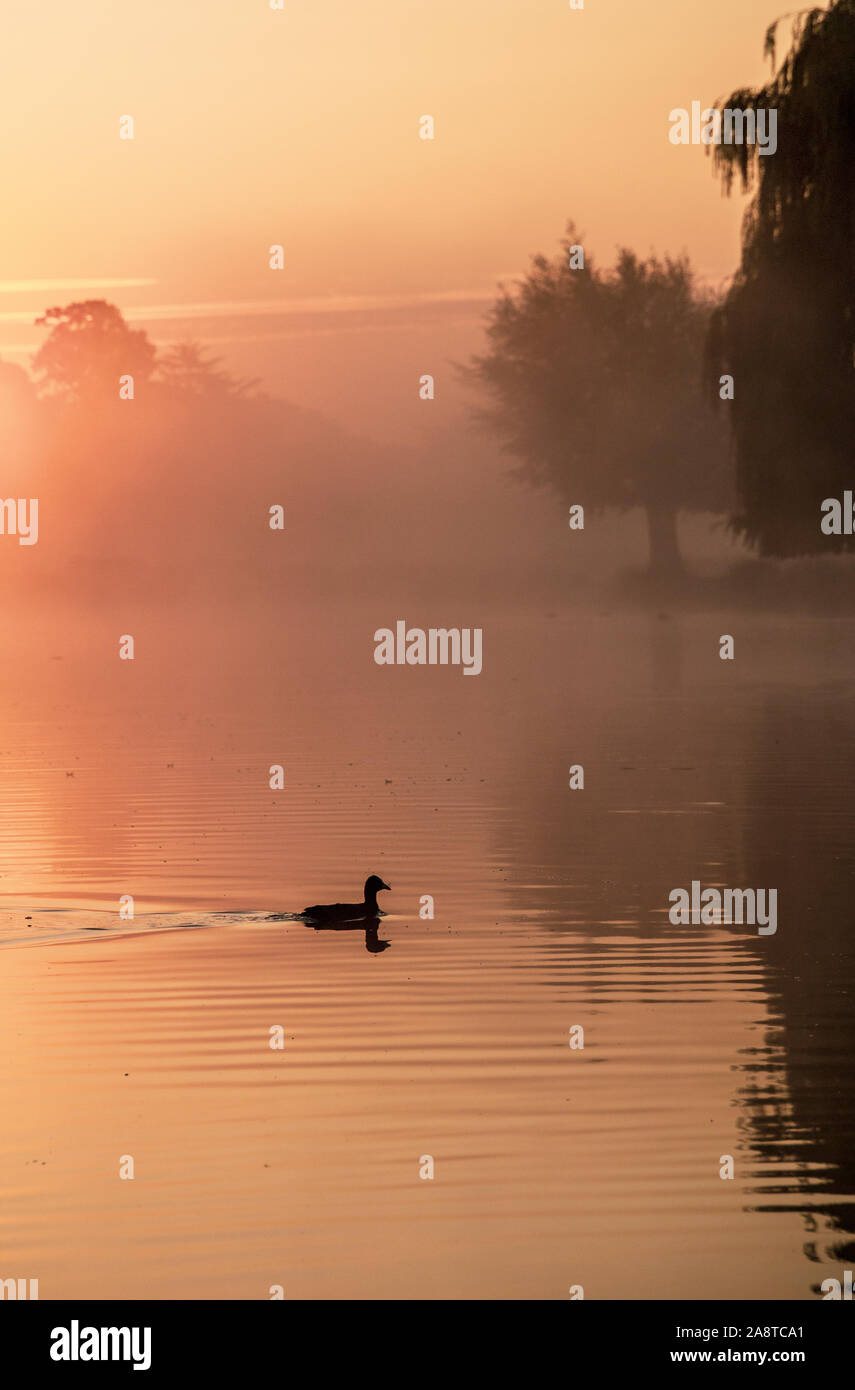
[0,600,853,1299]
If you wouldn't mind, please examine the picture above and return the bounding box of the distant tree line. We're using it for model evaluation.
[0,299,260,410]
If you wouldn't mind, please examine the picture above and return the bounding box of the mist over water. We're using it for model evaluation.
[1,598,853,1298]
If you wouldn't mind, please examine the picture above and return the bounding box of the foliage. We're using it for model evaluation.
[155,342,260,400]
[466,225,728,520]
[32,301,157,401]
[709,1,855,555]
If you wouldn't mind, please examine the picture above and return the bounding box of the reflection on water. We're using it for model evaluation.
[0,602,853,1298]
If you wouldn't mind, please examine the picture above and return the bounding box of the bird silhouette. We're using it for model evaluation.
[301,874,390,924]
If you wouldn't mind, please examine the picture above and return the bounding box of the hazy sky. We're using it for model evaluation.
[0,0,788,411]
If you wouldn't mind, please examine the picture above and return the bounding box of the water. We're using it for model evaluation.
[0,601,853,1298]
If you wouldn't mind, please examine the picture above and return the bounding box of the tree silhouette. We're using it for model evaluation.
[708,1,855,556]
[465,226,729,576]
[31,304,263,409]
[155,342,260,400]
[32,300,157,402]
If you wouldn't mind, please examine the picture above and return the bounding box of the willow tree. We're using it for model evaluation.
[466,228,728,577]
[708,2,855,555]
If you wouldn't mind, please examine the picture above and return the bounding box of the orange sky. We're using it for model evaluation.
[0,0,788,404]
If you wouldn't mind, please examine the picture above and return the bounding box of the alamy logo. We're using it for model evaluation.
[50,1321,151,1372]
[0,498,38,545]
[669,102,777,156]
[374,621,482,675]
[668,881,777,935]
[0,1276,38,1299]
[821,494,855,534]
[822,1270,855,1299]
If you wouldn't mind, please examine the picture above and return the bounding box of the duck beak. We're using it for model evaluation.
[380,881,391,892]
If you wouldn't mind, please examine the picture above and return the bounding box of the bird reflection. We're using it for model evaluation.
[304,917,391,953]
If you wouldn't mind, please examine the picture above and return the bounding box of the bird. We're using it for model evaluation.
[301,875,391,924]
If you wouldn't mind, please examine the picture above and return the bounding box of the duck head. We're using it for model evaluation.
[365,874,391,899]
